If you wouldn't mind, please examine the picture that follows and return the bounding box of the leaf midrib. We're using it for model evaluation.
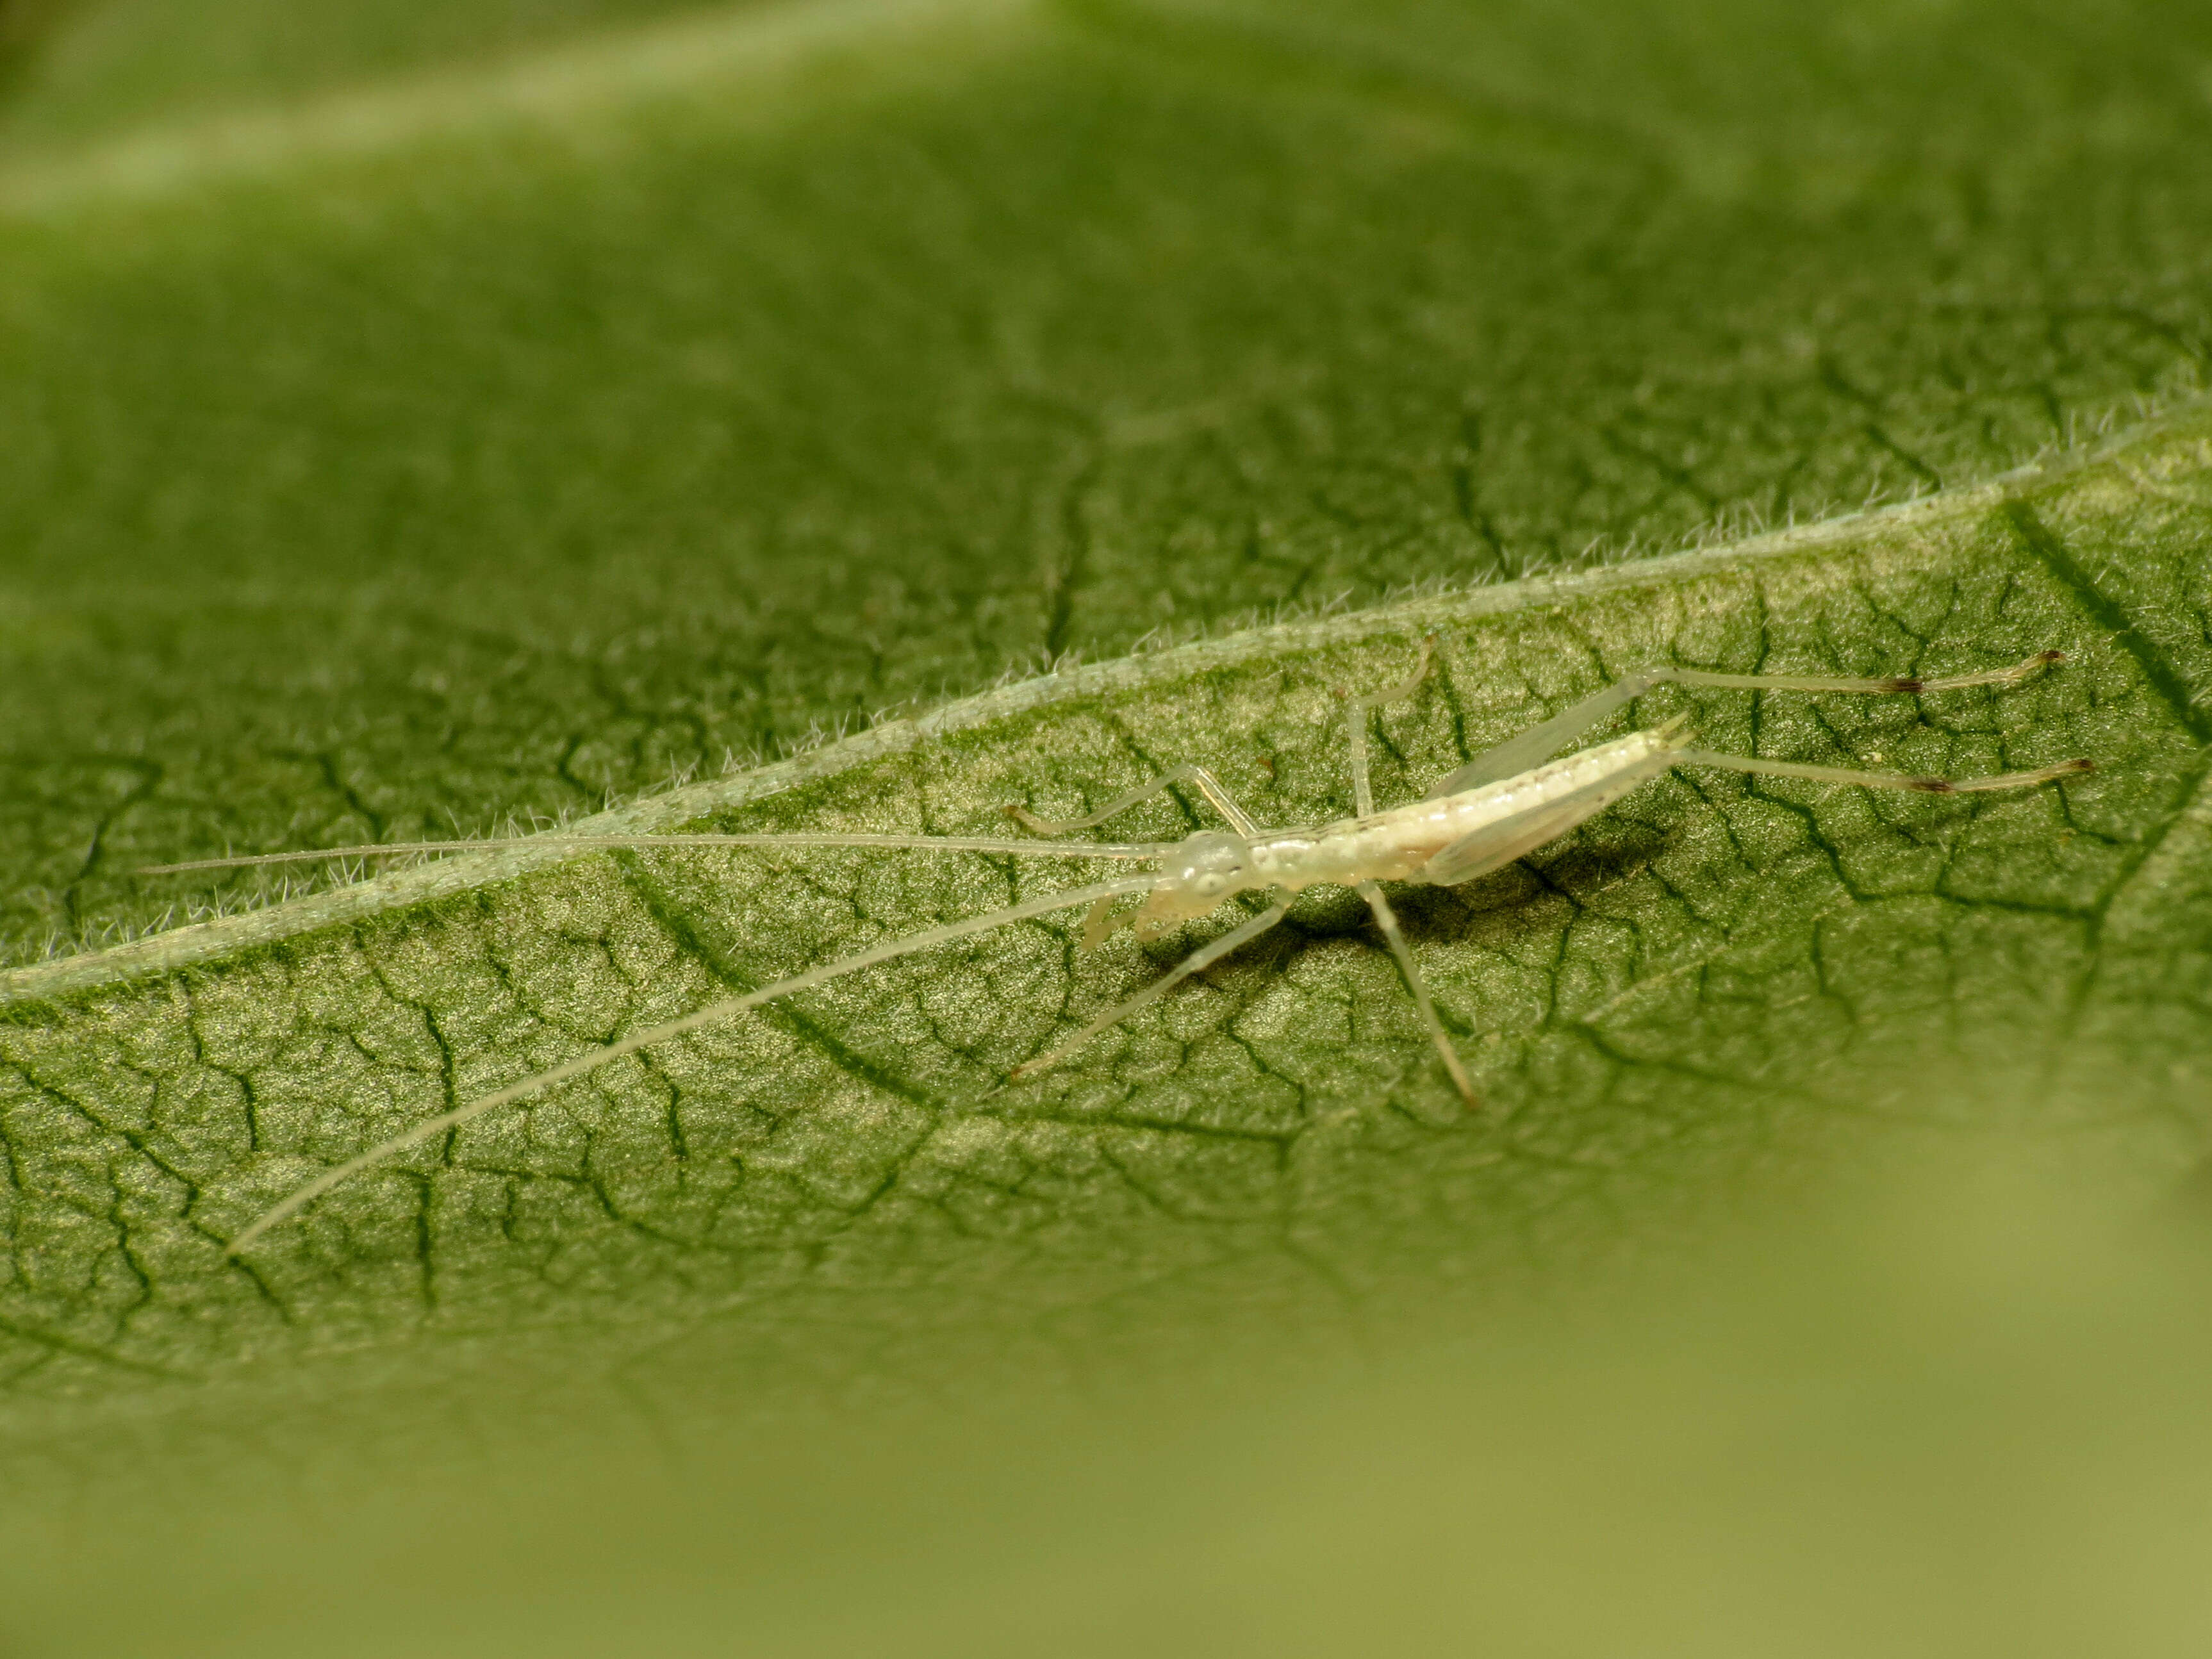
[15,425,2205,1011]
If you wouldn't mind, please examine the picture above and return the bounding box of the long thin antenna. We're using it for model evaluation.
[222,872,1165,1255]
[142,832,1177,876]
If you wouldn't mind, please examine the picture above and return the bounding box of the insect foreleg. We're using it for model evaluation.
[1342,636,1437,816]
[1007,763,1259,837]
[1355,880,1476,1110]
[222,871,1164,1255]
[1009,894,1291,1080]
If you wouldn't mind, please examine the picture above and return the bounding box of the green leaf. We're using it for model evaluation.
[5,1,2212,1650]
[9,411,2212,1653]
[7,405,2208,1369]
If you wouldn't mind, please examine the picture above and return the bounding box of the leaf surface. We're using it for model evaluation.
[5,1,2212,1651]
[4,409,2207,1397]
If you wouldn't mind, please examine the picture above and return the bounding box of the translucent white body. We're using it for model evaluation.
[1132,727,1686,939]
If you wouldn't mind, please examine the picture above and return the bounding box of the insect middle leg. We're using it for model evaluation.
[1354,880,1478,1110]
[1011,895,1292,1079]
[1424,650,2065,799]
[1334,641,1477,1107]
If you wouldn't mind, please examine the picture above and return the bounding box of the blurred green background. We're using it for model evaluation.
[3,1,2210,1653]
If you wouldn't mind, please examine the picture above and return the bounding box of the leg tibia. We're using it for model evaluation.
[1357,881,1477,1111]
[1675,748,2093,794]
[1007,763,1257,837]
[1659,649,2063,697]
[1423,650,2066,802]
[1344,637,1437,816]
[1011,898,1290,1080]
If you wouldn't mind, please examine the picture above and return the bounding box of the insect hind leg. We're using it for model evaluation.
[1423,650,2067,800]
[1674,748,2093,794]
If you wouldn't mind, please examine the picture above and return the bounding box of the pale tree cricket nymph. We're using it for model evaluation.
[142,643,2088,1255]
